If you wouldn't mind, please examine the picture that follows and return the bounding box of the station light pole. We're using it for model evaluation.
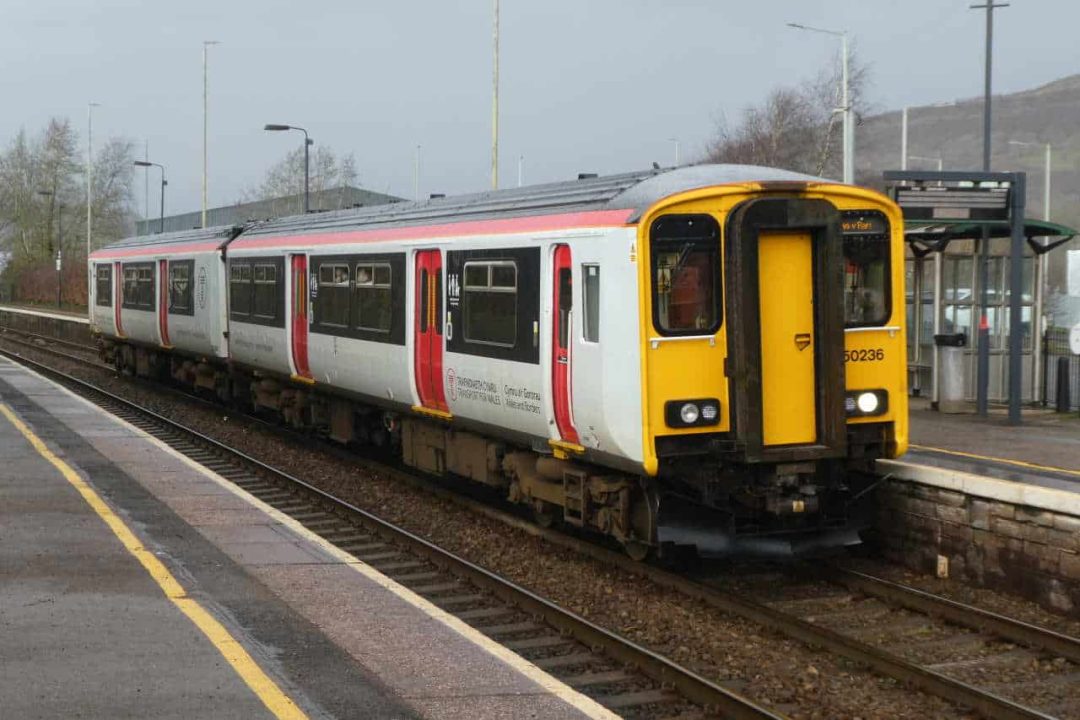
[264,124,312,214]
[203,40,220,228]
[491,0,500,190]
[669,137,680,167]
[134,161,167,233]
[1009,139,1051,408]
[787,22,852,184]
[87,102,99,318]
[37,190,63,309]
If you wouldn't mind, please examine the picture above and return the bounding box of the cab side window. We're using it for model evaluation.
[650,215,721,336]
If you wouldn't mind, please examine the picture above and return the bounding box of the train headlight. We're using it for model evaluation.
[665,399,721,428]
[856,392,879,414]
[845,390,888,417]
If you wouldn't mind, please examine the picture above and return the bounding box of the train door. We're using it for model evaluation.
[158,259,171,347]
[758,232,815,445]
[290,254,312,381]
[113,261,125,337]
[726,197,846,459]
[414,249,448,412]
[551,244,579,444]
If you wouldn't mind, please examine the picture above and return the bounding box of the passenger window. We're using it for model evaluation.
[96,265,112,307]
[316,263,349,326]
[253,263,279,320]
[463,260,517,347]
[230,263,252,317]
[842,213,891,327]
[122,263,155,309]
[582,264,600,343]
[355,263,392,333]
[168,261,193,314]
[650,215,721,335]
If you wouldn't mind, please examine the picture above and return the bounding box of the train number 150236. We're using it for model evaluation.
[844,348,885,362]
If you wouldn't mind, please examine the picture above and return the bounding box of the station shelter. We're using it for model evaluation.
[904,218,1075,406]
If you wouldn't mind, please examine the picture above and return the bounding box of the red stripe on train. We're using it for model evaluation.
[229,209,636,251]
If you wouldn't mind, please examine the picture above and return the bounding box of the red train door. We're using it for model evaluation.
[414,250,448,412]
[552,244,579,444]
[158,259,171,347]
[291,254,312,381]
[113,261,124,337]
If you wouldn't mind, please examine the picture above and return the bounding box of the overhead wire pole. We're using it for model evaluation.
[202,40,220,229]
[491,0,499,190]
[970,0,1008,417]
[414,144,421,202]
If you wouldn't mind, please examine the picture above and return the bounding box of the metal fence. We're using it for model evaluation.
[1042,327,1080,411]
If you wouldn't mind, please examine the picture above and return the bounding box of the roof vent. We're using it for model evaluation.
[577,173,598,180]
[429,193,446,199]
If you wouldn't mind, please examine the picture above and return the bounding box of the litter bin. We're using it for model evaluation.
[935,333,967,413]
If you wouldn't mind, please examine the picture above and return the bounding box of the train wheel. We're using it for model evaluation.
[623,540,651,562]
[532,500,557,529]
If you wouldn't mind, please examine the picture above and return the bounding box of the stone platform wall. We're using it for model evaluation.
[0,309,93,347]
[876,464,1080,615]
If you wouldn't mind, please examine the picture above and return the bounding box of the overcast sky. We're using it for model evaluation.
[2,0,1074,219]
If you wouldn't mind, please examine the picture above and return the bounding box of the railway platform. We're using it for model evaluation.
[0,356,608,720]
[904,396,1080,493]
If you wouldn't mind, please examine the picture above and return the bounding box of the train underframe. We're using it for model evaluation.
[103,339,888,560]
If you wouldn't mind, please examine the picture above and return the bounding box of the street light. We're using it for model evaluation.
[134,160,167,233]
[203,40,221,229]
[787,22,852,184]
[1007,140,1051,221]
[37,190,63,309]
[668,137,680,167]
[264,124,312,214]
[1008,139,1052,404]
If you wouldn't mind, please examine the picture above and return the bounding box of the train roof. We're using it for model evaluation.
[96,164,825,254]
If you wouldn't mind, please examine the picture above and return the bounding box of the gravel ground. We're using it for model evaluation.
[2,338,983,720]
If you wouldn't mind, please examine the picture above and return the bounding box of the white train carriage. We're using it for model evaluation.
[226,194,645,467]
[90,226,238,375]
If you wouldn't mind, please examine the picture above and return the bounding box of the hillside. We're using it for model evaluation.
[855,75,1080,320]
[857,74,1080,227]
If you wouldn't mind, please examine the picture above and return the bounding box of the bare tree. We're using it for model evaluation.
[246,145,360,214]
[0,118,135,304]
[706,47,872,179]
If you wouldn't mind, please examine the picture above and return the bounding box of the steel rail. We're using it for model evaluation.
[0,346,784,720]
[2,328,1071,719]
[826,566,1080,664]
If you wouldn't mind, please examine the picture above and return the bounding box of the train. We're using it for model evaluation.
[89,165,908,559]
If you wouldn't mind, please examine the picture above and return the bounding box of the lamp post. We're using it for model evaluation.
[87,102,99,319]
[491,0,500,190]
[203,40,220,228]
[668,137,680,167]
[414,144,421,202]
[134,161,167,233]
[37,190,62,309]
[1009,139,1052,406]
[787,22,852,184]
[264,124,312,214]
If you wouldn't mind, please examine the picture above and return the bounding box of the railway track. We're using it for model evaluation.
[0,344,781,720]
[5,328,1080,718]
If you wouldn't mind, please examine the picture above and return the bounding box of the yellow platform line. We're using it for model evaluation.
[0,402,308,720]
[910,443,1080,478]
